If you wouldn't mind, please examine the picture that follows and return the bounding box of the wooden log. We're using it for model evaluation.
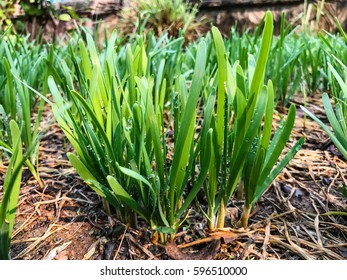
[13,0,122,18]
[69,0,123,15]
[196,0,347,34]
[191,0,345,8]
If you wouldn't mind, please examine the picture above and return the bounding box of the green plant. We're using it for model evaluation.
[201,12,272,229]
[319,19,347,94]
[116,0,204,39]
[240,97,304,227]
[301,59,347,199]
[0,33,47,187]
[47,29,213,242]
[301,64,347,159]
[203,11,303,229]
[300,35,324,93]
[268,13,302,106]
[0,120,23,260]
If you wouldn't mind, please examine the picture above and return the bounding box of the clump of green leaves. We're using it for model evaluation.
[301,66,347,199]
[302,18,347,161]
[0,120,23,260]
[267,13,302,106]
[0,33,48,187]
[301,65,347,160]
[301,20,347,199]
[204,11,304,229]
[48,29,213,242]
[47,11,305,239]
[116,0,204,39]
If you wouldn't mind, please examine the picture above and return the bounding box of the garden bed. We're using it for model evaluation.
[1,3,347,261]
[5,93,346,260]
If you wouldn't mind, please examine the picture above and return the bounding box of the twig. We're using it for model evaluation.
[114,226,127,260]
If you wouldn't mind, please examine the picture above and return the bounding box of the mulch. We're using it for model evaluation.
[1,92,346,260]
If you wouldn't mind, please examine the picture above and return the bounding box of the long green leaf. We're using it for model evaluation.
[301,105,347,159]
[249,11,273,103]
[259,104,296,185]
[0,120,23,260]
[253,137,304,204]
[169,41,207,222]
[176,128,213,220]
[211,26,227,154]
[322,92,346,145]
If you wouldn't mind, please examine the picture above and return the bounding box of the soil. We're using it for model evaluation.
[1,92,346,260]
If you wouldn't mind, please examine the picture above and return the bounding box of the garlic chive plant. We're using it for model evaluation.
[0,121,24,260]
[301,62,347,160]
[302,20,347,162]
[301,59,347,199]
[48,11,306,237]
[49,30,212,241]
[0,34,47,188]
[0,119,41,259]
[205,11,304,229]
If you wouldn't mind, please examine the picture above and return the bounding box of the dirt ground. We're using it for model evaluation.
[1,92,346,260]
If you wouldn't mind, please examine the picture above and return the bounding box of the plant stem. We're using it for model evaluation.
[207,205,215,230]
[216,199,226,228]
[102,198,111,215]
[160,232,168,244]
[240,203,252,229]
[128,211,138,229]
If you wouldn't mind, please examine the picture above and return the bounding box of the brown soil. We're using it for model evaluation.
[1,93,346,260]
